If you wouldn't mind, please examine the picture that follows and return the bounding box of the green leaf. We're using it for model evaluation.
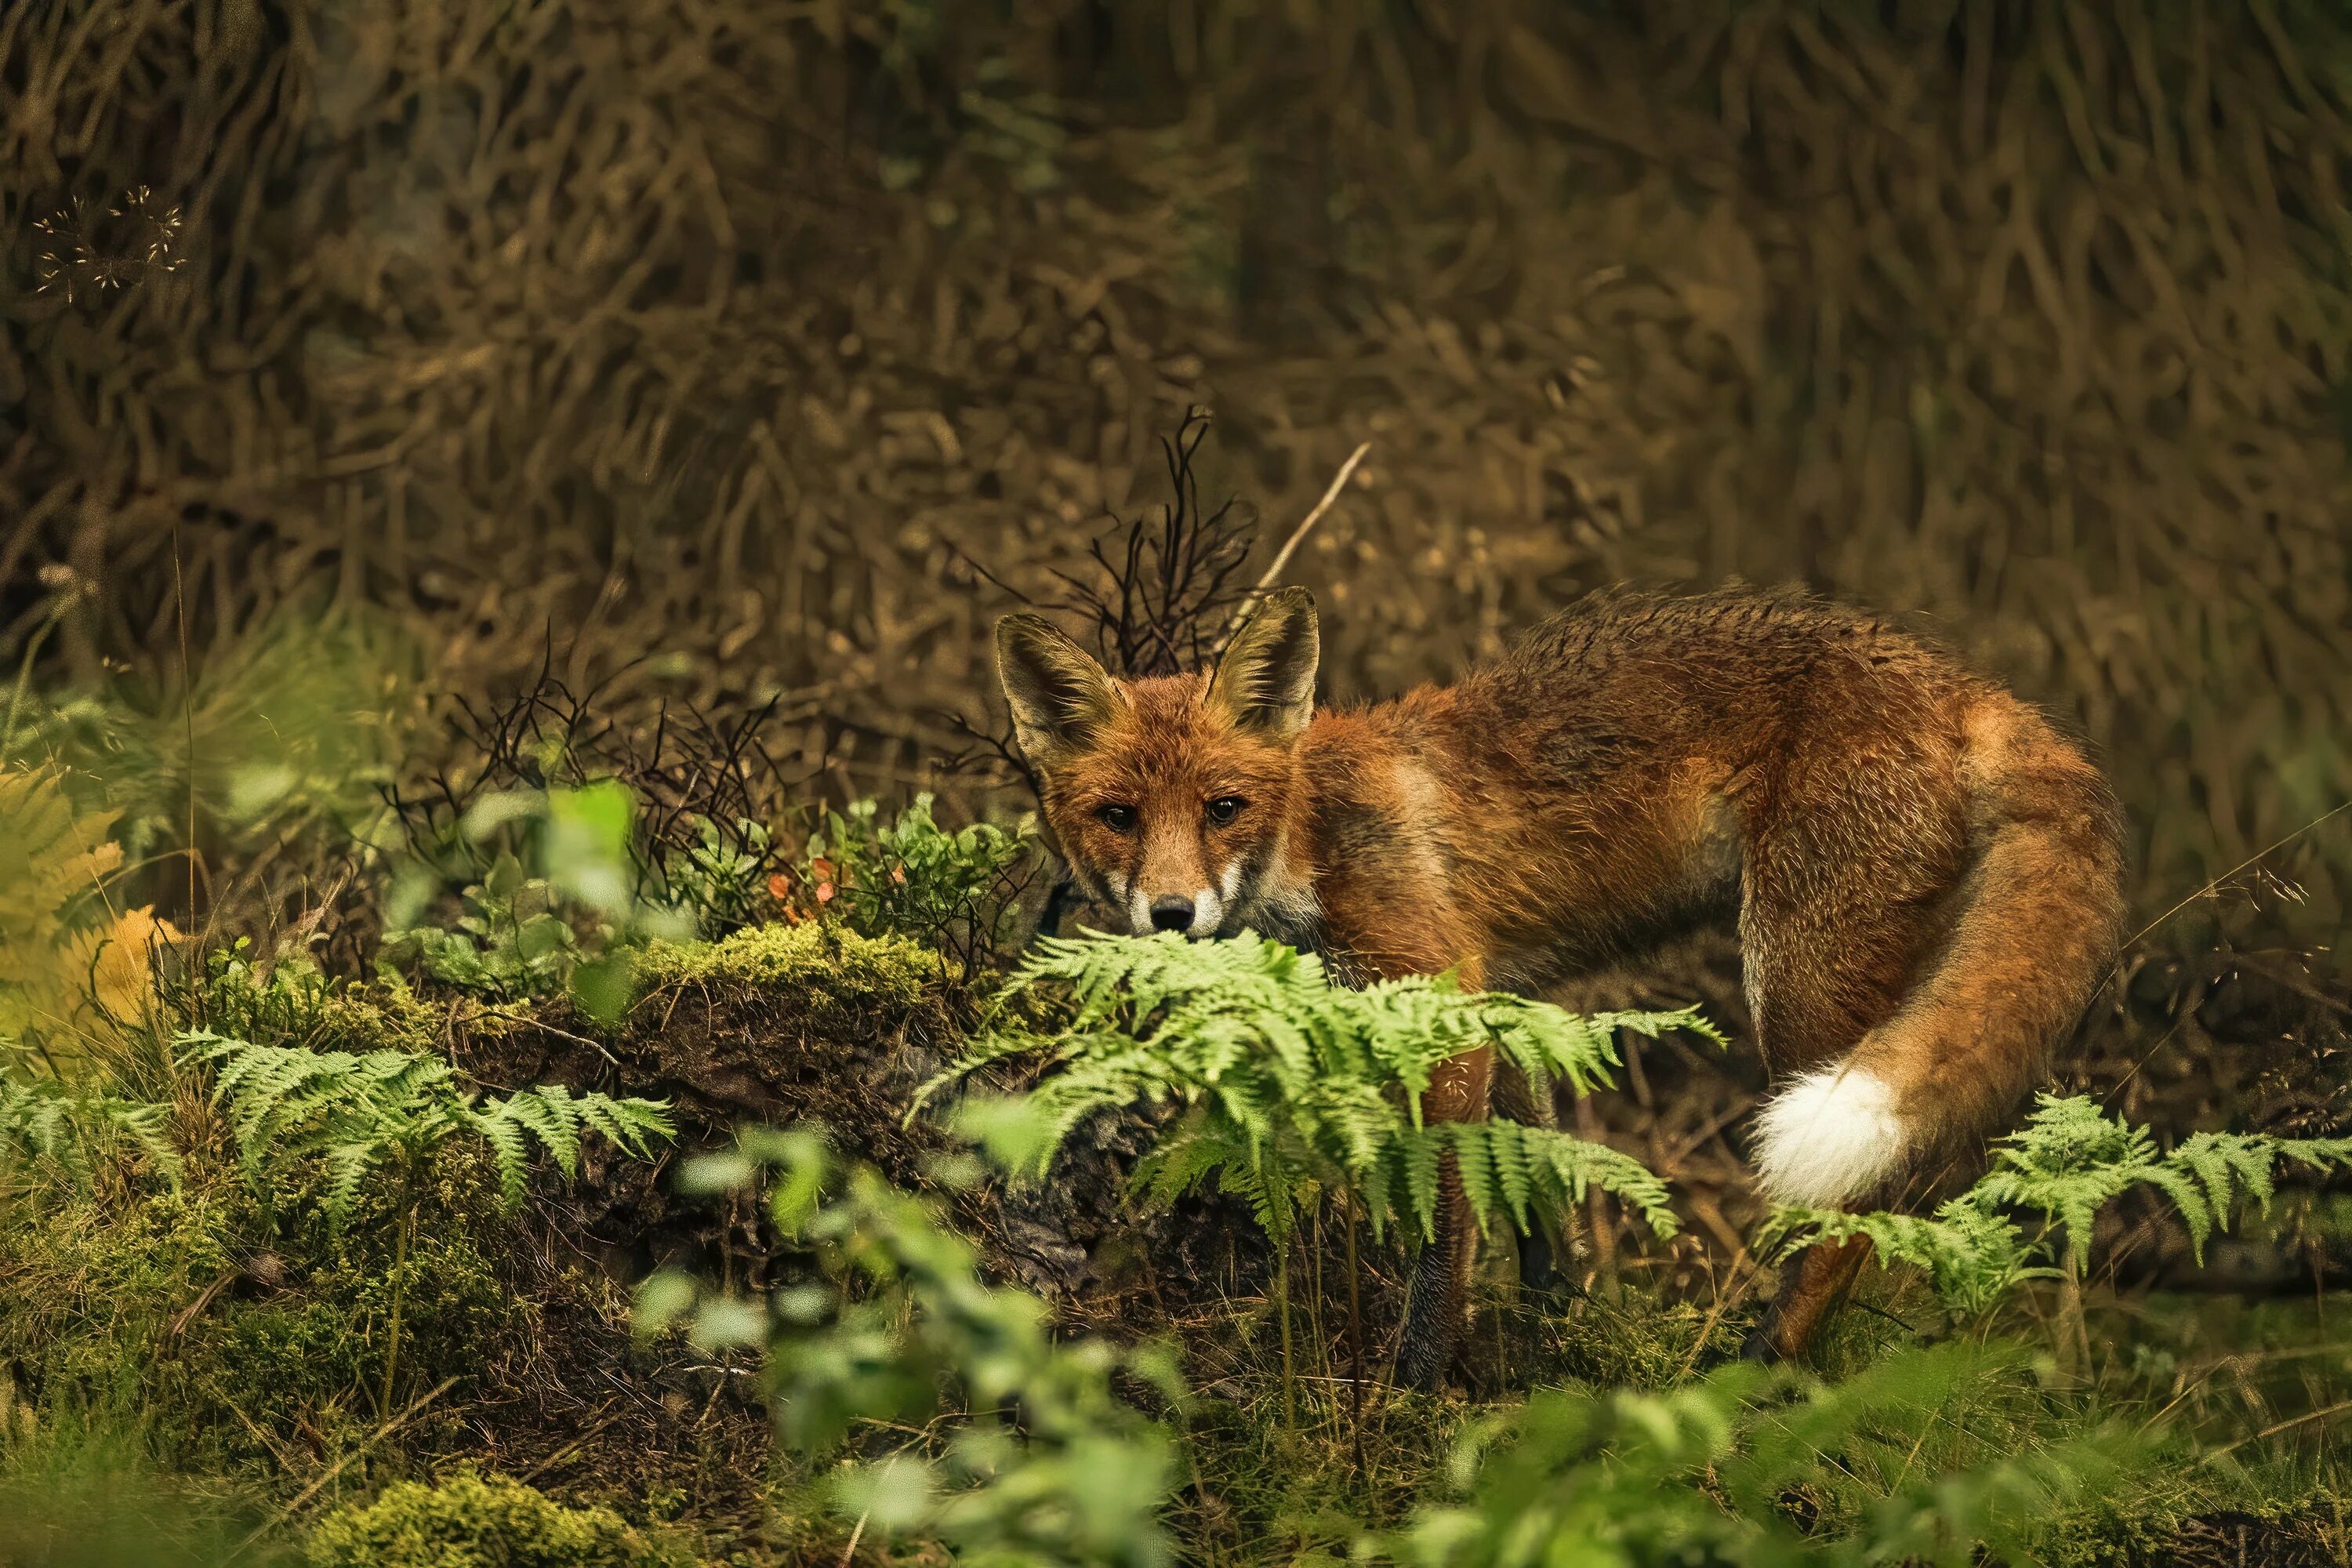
[569,951,637,1025]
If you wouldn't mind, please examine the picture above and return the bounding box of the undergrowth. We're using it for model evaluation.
[4,748,2347,1566]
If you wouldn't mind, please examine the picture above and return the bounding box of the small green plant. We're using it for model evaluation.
[383,779,691,1023]
[1765,1094,2352,1323]
[1381,1341,2139,1568]
[182,1028,671,1414]
[201,938,342,1044]
[655,814,773,936]
[637,1127,1181,1568]
[382,853,582,1000]
[793,793,1033,960]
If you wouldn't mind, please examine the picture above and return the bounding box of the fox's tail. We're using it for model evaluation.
[1752,697,2127,1210]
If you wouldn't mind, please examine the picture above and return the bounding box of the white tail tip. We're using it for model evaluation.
[1752,1066,1905,1208]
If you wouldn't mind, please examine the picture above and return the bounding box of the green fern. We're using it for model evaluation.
[180,1029,673,1222]
[1764,1094,2352,1316]
[0,1078,181,1189]
[918,931,1712,1247]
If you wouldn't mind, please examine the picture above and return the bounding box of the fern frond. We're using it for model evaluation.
[319,1138,383,1224]
[1401,1132,1443,1243]
[0,1080,181,1188]
[1764,1200,2038,1317]
[1512,1124,1681,1240]
[1766,1095,2352,1316]
[932,932,1698,1255]
[179,1029,670,1222]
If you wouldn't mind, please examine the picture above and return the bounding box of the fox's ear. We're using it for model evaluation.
[995,614,1126,767]
[1207,586,1319,740]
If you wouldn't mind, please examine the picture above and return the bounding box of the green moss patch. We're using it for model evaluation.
[628,920,944,1011]
[303,1472,699,1567]
[0,1145,532,1473]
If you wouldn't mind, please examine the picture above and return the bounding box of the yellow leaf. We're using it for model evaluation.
[84,907,178,1027]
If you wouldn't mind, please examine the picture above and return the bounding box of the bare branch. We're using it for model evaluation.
[1209,442,1370,659]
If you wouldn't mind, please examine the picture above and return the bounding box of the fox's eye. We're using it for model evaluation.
[1204,796,1246,826]
[1095,804,1137,832]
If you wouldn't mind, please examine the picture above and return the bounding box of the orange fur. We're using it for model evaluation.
[996,584,2126,1386]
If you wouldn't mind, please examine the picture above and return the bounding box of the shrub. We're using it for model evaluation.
[786,793,1033,965]
[380,854,583,1002]
[1382,1342,2140,1568]
[382,779,692,1024]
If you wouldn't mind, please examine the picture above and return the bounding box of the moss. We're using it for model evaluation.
[0,1181,243,1411]
[198,947,443,1057]
[308,979,443,1053]
[0,1142,532,1473]
[303,1472,699,1567]
[629,920,946,1010]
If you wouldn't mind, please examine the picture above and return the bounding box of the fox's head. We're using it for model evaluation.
[994,588,1319,938]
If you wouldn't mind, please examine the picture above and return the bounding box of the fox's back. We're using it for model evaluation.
[1311,587,2008,987]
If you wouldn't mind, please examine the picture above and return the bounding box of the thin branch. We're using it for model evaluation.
[1209,441,1370,659]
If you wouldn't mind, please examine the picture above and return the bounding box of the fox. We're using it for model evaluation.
[993,583,2126,1388]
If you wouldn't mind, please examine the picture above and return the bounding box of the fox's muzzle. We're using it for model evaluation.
[1147,895,1196,933]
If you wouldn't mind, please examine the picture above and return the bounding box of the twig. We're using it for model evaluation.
[163,1266,240,1342]
[1207,442,1370,659]
[2198,1396,2352,1465]
[460,1004,622,1067]
[2108,800,2350,968]
[838,1504,871,1568]
[513,1396,626,1482]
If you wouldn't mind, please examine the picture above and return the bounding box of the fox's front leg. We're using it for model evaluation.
[1390,949,1492,1394]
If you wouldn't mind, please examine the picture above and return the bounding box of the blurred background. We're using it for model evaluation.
[4,3,2348,1058]
[6,0,2347,937]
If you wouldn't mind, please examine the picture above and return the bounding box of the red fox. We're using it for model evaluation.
[994,584,2125,1387]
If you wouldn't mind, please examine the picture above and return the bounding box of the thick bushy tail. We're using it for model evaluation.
[1754,698,2127,1210]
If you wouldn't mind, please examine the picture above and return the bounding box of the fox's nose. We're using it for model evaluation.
[1148,896,1196,933]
